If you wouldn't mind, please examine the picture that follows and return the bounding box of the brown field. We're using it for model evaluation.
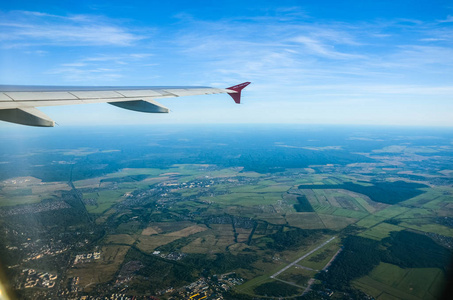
[104,234,136,245]
[30,183,71,194]
[181,232,240,254]
[136,224,209,252]
[256,215,287,225]
[236,228,253,242]
[181,235,219,253]
[180,224,236,253]
[141,227,160,235]
[228,243,253,253]
[166,225,207,237]
[137,235,180,252]
[73,177,104,188]
[1,177,56,194]
[147,221,196,233]
[234,234,248,243]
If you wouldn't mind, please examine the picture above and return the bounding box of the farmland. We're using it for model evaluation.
[0,125,452,299]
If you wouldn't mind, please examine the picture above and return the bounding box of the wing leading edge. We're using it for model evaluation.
[0,82,250,127]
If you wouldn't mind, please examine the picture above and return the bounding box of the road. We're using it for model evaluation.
[270,236,336,279]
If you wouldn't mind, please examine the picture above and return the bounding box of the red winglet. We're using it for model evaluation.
[226,82,251,104]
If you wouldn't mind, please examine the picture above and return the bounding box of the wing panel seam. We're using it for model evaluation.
[67,92,80,100]
[2,93,15,101]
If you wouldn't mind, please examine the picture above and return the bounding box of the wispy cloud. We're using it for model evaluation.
[290,35,364,59]
[0,10,147,47]
[438,15,453,23]
[48,53,155,82]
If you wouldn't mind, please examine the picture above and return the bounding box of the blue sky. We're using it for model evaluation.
[0,0,452,126]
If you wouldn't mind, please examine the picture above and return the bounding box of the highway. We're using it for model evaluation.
[270,236,336,279]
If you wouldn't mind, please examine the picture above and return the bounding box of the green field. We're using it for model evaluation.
[202,192,282,206]
[356,215,387,228]
[105,234,137,245]
[84,189,130,214]
[399,222,453,237]
[0,194,43,206]
[298,240,340,270]
[353,262,445,300]
[374,206,410,218]
[359,223,405,240]
[285,212,326,229]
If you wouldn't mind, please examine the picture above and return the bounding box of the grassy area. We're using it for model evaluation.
[299,240,340,270]
[356,215,387,228]
[277,265,316,286]
[137,235,181,252]
[285,213,326,229]
[369,263,407,286]
[374,205,410,218]
[105,168,166,178]
[317,214,357,229]
[353,195,377,213]
[202,192,282,206]
[353,262,445,300]
[331,207,369,219]
[67,245,130,292]
[230,184,291,193]
[396,268,442,299]
[353,276,421,300]
[105,234,137,245]
[181,235,219,253]
[0,179,70,206]
[0,194,43,206]
[399,222,453,237]
[359,223,405,240]
[397,207,433,219]
[84,189,130,214]
[136,223,210,253]
[180,225,236,253]
[235,275,274,296]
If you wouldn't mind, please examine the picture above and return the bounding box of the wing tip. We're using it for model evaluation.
[226,82,251,104]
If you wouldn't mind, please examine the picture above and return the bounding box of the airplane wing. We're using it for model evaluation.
[0,82,250,127]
